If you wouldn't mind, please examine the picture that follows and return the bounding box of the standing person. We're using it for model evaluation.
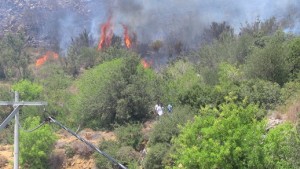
[167,104,173,113]
[155,103,164,116]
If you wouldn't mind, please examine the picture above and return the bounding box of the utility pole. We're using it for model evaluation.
[0,91,47,169]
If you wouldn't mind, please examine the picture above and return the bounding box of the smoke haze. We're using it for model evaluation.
[2,0,299,51]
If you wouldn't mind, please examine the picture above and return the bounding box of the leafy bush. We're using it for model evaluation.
[170,100,300,168]
[20,116,57,169]
[263,123,298,169]
[95,140,139,169]
[12,79,43,101]
[170,102,267,168]
[143,143,170,169]
[243,31,290,86]
[239,79,281,110]
[179,84,224,108]
[148,106,194,146]
[115,123,142,150]
[73,53,157,129]
[162,59,202,105]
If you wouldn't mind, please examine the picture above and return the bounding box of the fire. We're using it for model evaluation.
[122,25,132,48]
[35,51,59,67]
[97,17,113,50]
[141,59,152,69]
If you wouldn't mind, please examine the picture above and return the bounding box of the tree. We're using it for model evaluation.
[170,98,300,168]
[0,32,31,79]
[36,63,72,123]
[287,37,300,78]
[72,51,157,129]
[244,31,291,86]
[12,79,43,101]
[170,101,266,169]
[65,30,94,76]
[202,21,234,43]
[162,59,202,105]
[20,116,57,169]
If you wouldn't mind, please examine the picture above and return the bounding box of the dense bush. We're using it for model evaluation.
[143,143,170,169]
[115,123,142,150]
[20,116,57,169]
[239,79,282,110]
[148,106,194,146]
[95,140,139,169]
[169,100,300,168]
[162,59,202,104]
[244,31,291,86]
[72,52,157,129]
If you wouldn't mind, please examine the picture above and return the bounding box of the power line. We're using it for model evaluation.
[19,120,46,133]
[47,116,128,169]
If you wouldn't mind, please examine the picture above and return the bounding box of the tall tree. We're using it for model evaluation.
[0,32,30,79]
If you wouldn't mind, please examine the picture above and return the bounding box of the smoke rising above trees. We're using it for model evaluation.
[1,0,299,52]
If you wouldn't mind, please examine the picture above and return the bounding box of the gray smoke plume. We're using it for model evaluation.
[1,0,299,52]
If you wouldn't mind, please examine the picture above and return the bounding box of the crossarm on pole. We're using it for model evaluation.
[0,105,21,131]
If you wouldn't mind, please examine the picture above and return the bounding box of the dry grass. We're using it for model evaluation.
[284,101,300,124]
[0,155,8,168]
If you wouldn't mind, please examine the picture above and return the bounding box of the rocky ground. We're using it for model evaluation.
[0,120,155,169]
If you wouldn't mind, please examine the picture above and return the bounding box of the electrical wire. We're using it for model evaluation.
[19,120,46,133]
[46,116,128,169]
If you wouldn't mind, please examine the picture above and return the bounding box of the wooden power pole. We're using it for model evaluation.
[0,91,47,169]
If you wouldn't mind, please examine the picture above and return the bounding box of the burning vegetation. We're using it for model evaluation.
[97,17,134,50]
[35,51,59,67]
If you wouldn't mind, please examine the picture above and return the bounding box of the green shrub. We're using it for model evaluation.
[143,143,170,169]
[115,123,142,150]
[95,140,120,169]
[170,102,267,168]
[73,53,157,129]
[148,106,194,146]
[239,79,281,110]
[20,116,57,169]
[264,123,298,168]
[95,140,139,169]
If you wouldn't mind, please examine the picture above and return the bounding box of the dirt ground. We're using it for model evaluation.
[0,129,116,169]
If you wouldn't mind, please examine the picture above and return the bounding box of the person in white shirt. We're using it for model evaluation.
[155,103,164,116]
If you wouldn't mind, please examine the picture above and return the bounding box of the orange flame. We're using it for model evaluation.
[97,17,113,50]
[141,59,152,69]
[35,51,59,67]
[122,25,132,48]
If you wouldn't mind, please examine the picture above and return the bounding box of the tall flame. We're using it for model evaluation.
[122,25,132,48]
[35,51,59,67]
[97,17,113,50]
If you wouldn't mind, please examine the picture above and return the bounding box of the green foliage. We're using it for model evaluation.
[244,31,291,86]
[0,32,31,79]
[115,123,142,150]
[143,106,194,168]
[170,100,300,169]
[95,141,139,169]
[20,116,57,169]
[179,84,223,108]
[239,79,282,110]
[162,59,202,104]
[149,106,194,146]
[36,63,72,123]
[143,143,170,169]
[65,30,94,76]
[263,123,297,168]
[280,80,300,102]
[170,102,267,168]
[287,37,300,78]
[73,52,157,129]
[12,79,43,101]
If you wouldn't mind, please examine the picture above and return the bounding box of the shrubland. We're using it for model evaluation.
[0,18,300,168]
